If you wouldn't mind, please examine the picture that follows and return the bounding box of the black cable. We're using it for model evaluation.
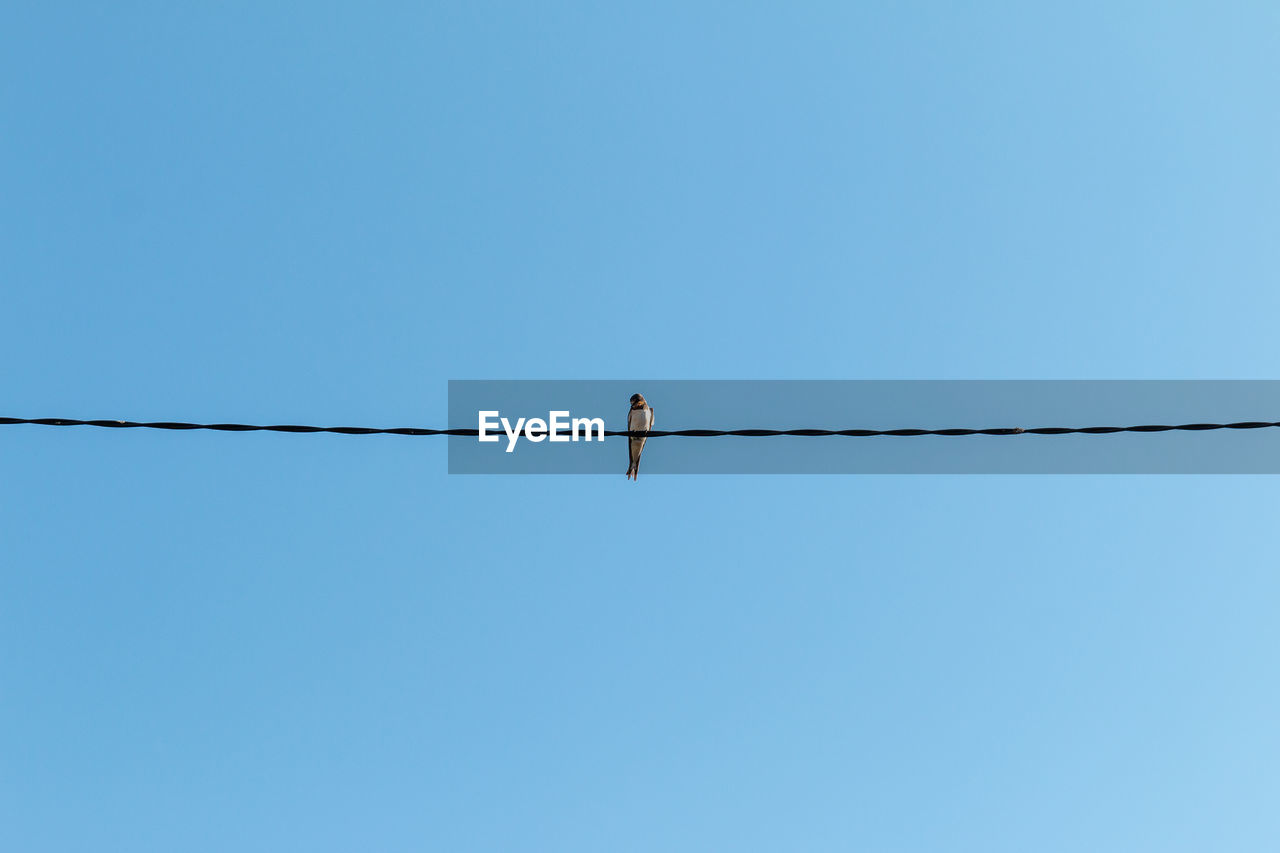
[3,417,1279,438]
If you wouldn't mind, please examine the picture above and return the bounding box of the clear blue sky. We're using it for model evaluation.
[3,3,1279,851]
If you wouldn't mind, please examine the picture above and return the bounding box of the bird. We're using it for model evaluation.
[626,393,654,481]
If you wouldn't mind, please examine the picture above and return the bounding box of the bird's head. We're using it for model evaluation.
[630,393,646,407]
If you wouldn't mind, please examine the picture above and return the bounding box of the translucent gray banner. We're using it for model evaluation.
[447,381,1280,474]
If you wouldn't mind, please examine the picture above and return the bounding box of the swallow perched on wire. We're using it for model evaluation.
[626,393,655,481]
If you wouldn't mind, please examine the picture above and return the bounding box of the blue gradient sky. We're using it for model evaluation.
[3,3,1279,851]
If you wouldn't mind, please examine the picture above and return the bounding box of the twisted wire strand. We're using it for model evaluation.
[3,417,1279,438]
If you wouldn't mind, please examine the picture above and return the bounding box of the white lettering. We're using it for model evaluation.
[503,417,526,453]
[480,411,606,452]
[572,417,605,442]
[478,411,500,442]
[548,411,570,442]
